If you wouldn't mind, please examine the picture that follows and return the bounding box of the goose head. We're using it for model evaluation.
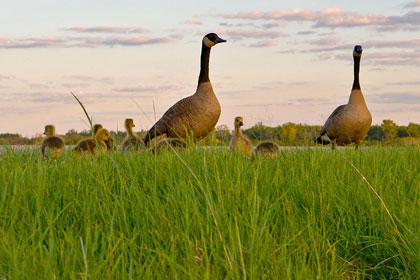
[124,118,135,130]
[43,125,56,136]
[203,33,226,48]
[234,116,244,129]
[96,128,110,142]
[93,124,103,134]
[353,45,363,57]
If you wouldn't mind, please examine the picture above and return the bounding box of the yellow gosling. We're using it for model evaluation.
[229,116,253,155]
[41,125,65,158]
[122,119,144,151]
[73,128,110,154]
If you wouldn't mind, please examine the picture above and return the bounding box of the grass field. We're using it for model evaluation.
[0,145,419,279]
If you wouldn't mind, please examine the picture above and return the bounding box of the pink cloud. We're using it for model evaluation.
[214,28,288,39]
[185,19,202,25]
[404,0,420,8]
[262,21,286,29]
[63,26,149,34]
[0,35,172,49]
[113,84,184,93]
[218,8,420,30]
[249,40,278,48]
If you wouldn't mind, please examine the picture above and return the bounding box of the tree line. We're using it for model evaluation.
[1,120,420,146]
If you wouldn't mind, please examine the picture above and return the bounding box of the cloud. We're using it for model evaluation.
[249,40,278,48]
[0,75,11,81]
[185,19,202,25]
[214,28,288,39]
[262,21,286,29]
[404,0,420,8]
[63,26,149,34]
[113,84,184,93]
[218,8,420,30]
[67,75,114,84]
[309,37,341,46]
[297,30,317,35]
[369,92,420,104]
[0,35,172,49]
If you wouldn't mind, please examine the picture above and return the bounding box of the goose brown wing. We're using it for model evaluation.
[321,104,346,134]
[145,95,195,143]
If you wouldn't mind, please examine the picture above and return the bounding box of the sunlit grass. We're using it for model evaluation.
[0,146,419,279]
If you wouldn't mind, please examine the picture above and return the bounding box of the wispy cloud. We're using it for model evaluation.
[369,92,420,104]
[67,75,114,84]
[404,0,420,8]
[249,40,278,48]
[217,8,420,30]
[214,28,288,39]
[185,19,202,25]
[0,35,172,48]
[63,26,149,34]
[0,74,11,81]
[113,84,184,93]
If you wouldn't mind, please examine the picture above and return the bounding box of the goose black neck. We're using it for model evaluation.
[198,43,211,84]
[352,56,361,90]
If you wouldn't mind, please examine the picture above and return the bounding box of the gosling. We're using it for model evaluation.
[122,119,144,151]
[41,125,65,158]
[73,128,110,154]
[229,116,253,155]
[254,141,280,158]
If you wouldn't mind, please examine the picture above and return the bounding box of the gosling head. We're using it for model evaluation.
[43,125,56,136]
[96,128,110,142]
[93,124,103,134]
[124,118,135,130]
[353,45,363,57]
[203,33,226,48]
[234,116,244,129]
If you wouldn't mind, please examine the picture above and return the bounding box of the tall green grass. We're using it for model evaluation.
[0,146,419,279]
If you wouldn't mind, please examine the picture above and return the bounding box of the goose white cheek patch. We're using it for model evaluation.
[203,37,215,47]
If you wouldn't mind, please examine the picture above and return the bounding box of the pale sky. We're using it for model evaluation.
[1,0,420,136]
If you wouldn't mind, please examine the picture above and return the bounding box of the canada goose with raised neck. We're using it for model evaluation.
[254,141,280,158]
[94,123,113,150]
[41,125,65,158]
[122,119,144,151]
[144,33,226,145]
[73,128,110,154]
[315,45,372,149]
[229,116,253,155]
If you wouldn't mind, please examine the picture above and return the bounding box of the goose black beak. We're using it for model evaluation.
[216,37,226,44]
[239,122,244,126]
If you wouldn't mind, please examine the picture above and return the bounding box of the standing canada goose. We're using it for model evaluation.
[144,33,226,145]
[315,45,372,149]
[122,119,144,151]
[229,117,253,155]
[41,125,65,158]
[254,141,280,158]
[73,128,110,154]
[93,123,113,150]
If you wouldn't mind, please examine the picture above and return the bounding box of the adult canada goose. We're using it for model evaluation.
[41,125,65,158]
[150,138,187,154]
[122,119,144,151]
[229,116,253,155]
[144,33,226,145]
[93,123,113,150]
[315,45,372,149]
[73,128,110,154]
[254,141,280,158]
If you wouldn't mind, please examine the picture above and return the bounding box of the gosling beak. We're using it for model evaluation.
[133,124,135,127]
[43,132,46,135]
[216,37,226,44]
[239,121,244,126]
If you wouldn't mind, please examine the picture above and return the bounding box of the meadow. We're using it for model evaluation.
[0,145,419,279]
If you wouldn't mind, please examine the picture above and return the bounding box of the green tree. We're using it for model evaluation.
[282,122,297,142]
[381,120,398,140]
